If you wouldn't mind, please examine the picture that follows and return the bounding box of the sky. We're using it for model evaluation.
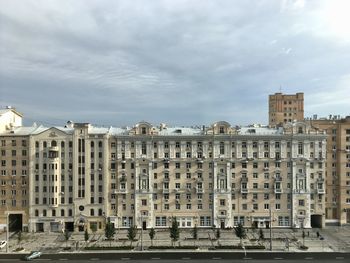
[0,0,350,127]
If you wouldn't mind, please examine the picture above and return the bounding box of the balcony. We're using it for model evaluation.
[197,158,204,163]
[114,189,128,194]
[217,213,227,219]
[274,188,283,194]
[195,187,204,193]
[215,188,229,194]
[240,188,249,194]
[119,175,126,182]
[317,188,325,194]
[163,188,170,194]
[241,177,248,183]
[137,189,150,194]
[274,176,282,182]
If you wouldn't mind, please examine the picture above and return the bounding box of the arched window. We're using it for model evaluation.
[61,141,65,148]
[35,209,39,216]
[43,141,47,148]
[61,209,65,217]
[43,209,47,217]
[91,141,94,148]
[51,140,57,147]
[98,141,102,148]
[90,209,95,216]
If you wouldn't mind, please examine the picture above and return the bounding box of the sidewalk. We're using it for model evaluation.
[1,226,349,253]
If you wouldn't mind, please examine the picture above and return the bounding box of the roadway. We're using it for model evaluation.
[0,252,349,262]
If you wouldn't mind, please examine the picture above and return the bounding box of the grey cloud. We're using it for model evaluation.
[0,0,349,127]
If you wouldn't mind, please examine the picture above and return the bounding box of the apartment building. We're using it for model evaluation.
[1,108,328,232]
[0,108,29,232]
[269,92,304,127]
[308,115,350,225]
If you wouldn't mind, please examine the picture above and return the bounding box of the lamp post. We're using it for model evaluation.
[6,211,9,253]
[269,208,272,251]
[140,214,143,251]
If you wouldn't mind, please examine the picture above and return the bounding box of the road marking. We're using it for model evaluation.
[151,258,161,260]
[182,258,191,260]
[212,258,222,260]
[121,258,130,260]
[90,258,99,261]
[274,258,284,260]
[37,260,51,261]
[305,257,313,260]
[59,259,68,261]
[243,258,253,260]
[0,260,16,261]
[336,257,344,260]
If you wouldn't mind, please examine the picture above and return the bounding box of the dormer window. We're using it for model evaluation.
[141,127,147,134]
[219,126,225,134]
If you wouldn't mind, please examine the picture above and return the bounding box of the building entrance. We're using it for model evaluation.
[9,214,22,232]
[311,214,322,228]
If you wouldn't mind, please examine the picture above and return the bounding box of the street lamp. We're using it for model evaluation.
[6,211,9,253]
[269,208,272,251]
[140,214,143,251]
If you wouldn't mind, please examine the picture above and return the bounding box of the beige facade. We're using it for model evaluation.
[0,109,29,232]
[309,116,350,225]
[1,110,328,232]
[269,92,304,127]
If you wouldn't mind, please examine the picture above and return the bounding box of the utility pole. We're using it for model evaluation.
[6,212,9,253]
[140,214,143,251]
[269,208,272,251]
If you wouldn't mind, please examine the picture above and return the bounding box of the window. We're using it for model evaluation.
[298,200,305,206]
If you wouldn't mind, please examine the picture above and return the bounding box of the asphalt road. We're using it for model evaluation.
[0,260,348,263]
[0,252,349,262]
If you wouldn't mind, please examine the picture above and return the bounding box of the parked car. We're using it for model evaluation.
[24,251,42,261]
[0,240,7,249]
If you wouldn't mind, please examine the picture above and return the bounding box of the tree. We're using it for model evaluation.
[215,228,221,239]
[191,225,198,246]
[191,225,198,239]
[105,221,115,247]
[234,223,246,247]
[90,223,97,240]
[64,230,70,248]
[169,217,180,247]
[127,225,137,246]
[84,229,89,242]
[149,228,156,246]
[259,228,265,241]
[17,231,22,248]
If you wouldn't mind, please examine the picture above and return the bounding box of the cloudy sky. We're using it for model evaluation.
[0,0,349,127]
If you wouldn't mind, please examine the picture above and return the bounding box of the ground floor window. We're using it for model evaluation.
[155,216,167,226]
[233,216,245,226]
[278,216,290,226]
[122,216,133,227]
[200,216,211,226]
